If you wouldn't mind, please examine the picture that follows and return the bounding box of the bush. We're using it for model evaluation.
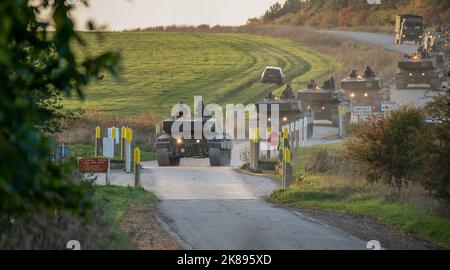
[413,93,450,202]
[345,107,425,186]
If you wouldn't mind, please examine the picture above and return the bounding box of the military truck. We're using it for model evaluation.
[297,79,350,127]
[155,114,233,167]
[341,68,388,112]
[256,95,314,139]
[395,14,424,45]
[395,49,446,90]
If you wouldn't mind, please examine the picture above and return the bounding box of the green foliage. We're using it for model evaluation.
[414,93,450,201]
[345,107,424,185]
[0,1,120,217]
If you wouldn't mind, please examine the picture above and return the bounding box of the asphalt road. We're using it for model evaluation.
[138,126,367,250]
[323,30,440,108]
[101,126,367,250]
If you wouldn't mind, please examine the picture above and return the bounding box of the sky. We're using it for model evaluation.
[71,0,280,31]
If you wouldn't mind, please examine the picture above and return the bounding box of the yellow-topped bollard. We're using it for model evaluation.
[95,126,101,157]
[283,127,289,139]
[126,128,133,143]
[284,148,291,164]
[95,126,101,139]
[134,147,141,166]
[134,147,141,187]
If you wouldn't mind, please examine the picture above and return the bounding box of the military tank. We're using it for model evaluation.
[395,48,445,90]
[341,68,387,112]
[255,92,314,139]
[155,113,233,167]
[296,78,350,127]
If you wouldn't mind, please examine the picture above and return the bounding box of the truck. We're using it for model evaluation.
[395,14,424,45]
[155,114,233,167]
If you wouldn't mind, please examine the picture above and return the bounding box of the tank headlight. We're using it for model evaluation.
[364,93,368,97]
[177,138,183,144]
[409,73,413,76]
[268,117,271,122]
[350,93,355,98]
[307,106,311,110]
[283,116,288,122]
[422,73,425,76]
[402,35,406,38]
[196,139,200,143]
[321,106,325,110]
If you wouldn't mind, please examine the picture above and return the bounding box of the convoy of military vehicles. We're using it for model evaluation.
[155,15,450,167]
[395,23,450,90]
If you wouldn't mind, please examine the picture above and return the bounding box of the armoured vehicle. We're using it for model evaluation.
[395,14,424,45]
[261,66,285,85]
[155,113,233,167]
[395,49,445,90]
[256,92,314,139]
[424,31,447,66]
[341,68,388,112]
[297,78,350,127]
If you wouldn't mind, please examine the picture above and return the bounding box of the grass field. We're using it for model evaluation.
[66,32,336,116]
[269,143,450,249]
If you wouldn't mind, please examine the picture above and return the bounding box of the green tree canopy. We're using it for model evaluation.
[0,0,120,217]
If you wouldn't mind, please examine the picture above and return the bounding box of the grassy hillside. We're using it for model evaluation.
[65,32,335,116]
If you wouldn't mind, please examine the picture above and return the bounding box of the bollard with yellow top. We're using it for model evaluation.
[95,126,101,157]
[281,127,292,189]
[125,127,133,173]
[134,147,141,187]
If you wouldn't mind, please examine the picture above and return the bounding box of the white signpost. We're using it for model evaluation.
[381,101,397,112]
[102,137,115,158]
[352,106,373,124]
[353,106,373,115]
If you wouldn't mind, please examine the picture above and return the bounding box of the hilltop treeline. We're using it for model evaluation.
[248,0,450,28]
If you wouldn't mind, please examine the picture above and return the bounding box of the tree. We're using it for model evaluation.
[413,92,450,201]
[262,2,283,22]
[0,0,120,217]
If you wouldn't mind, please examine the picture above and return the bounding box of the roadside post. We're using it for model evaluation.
[120,126,126,159]
[303,117,308,146]
[134,147,141,187]
[95,126,101,157]
[125,128,133,173]
[249,128,260,172]
[281,128,292,189]
[338,105,348,137]
[267,127,271,159]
